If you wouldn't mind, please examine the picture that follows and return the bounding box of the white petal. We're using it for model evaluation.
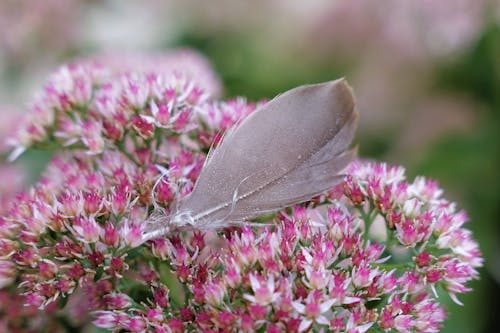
[298,319,313,333]
[356,322,374,333]
[243,294,256,303]
[302,248,313,264]
[320,298,337,313]
[7,146,26,162]
[449,293,464,306]
[150,100,159,116]
[343,296,361,304]
[316,315,330,325]
[249,274,260,292]
[267,275,275,291]
[292,301,306,314]
[140,115,156,124]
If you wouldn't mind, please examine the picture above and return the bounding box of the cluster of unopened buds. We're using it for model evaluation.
[0,50,482,332]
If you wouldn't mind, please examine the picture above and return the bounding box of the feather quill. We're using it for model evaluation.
[144,79,358,240]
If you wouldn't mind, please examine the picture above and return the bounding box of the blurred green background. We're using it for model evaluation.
[0,1,498,332]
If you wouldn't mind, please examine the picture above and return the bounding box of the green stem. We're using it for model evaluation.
[359,202,377,242]
[116,137,140,166]
[374,262,413,271]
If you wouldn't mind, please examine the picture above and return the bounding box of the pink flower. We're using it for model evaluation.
[93,311,119,329]
[104,292,132,309]
[204,280,227,306]
[352,262,379,288]
[71,216,103,243]
[244,274,280,306]
[119,221,144,248]
[292,291,337,332]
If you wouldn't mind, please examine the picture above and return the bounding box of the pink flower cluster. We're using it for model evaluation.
[0,52,482,332]
[0,50,254,332]
[0,0,81,61]
[86,160,482,333]
[0,107,82,331]
[81,49,223,98]
[7,50,227,161]
[309,0,488,60]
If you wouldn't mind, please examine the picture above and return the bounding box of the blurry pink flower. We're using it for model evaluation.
[81,120,105,154]
[0,261,15,288]
[93,311,119,329]
[310,0,488,59]
[83,49,223,97]
[0,0,81,61]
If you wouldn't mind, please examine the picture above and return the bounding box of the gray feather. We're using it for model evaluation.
[144,79,358,239]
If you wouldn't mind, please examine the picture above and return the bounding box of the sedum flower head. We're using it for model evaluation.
[0,51,482,332]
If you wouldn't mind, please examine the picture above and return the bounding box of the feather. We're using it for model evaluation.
[143,79,358,240]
